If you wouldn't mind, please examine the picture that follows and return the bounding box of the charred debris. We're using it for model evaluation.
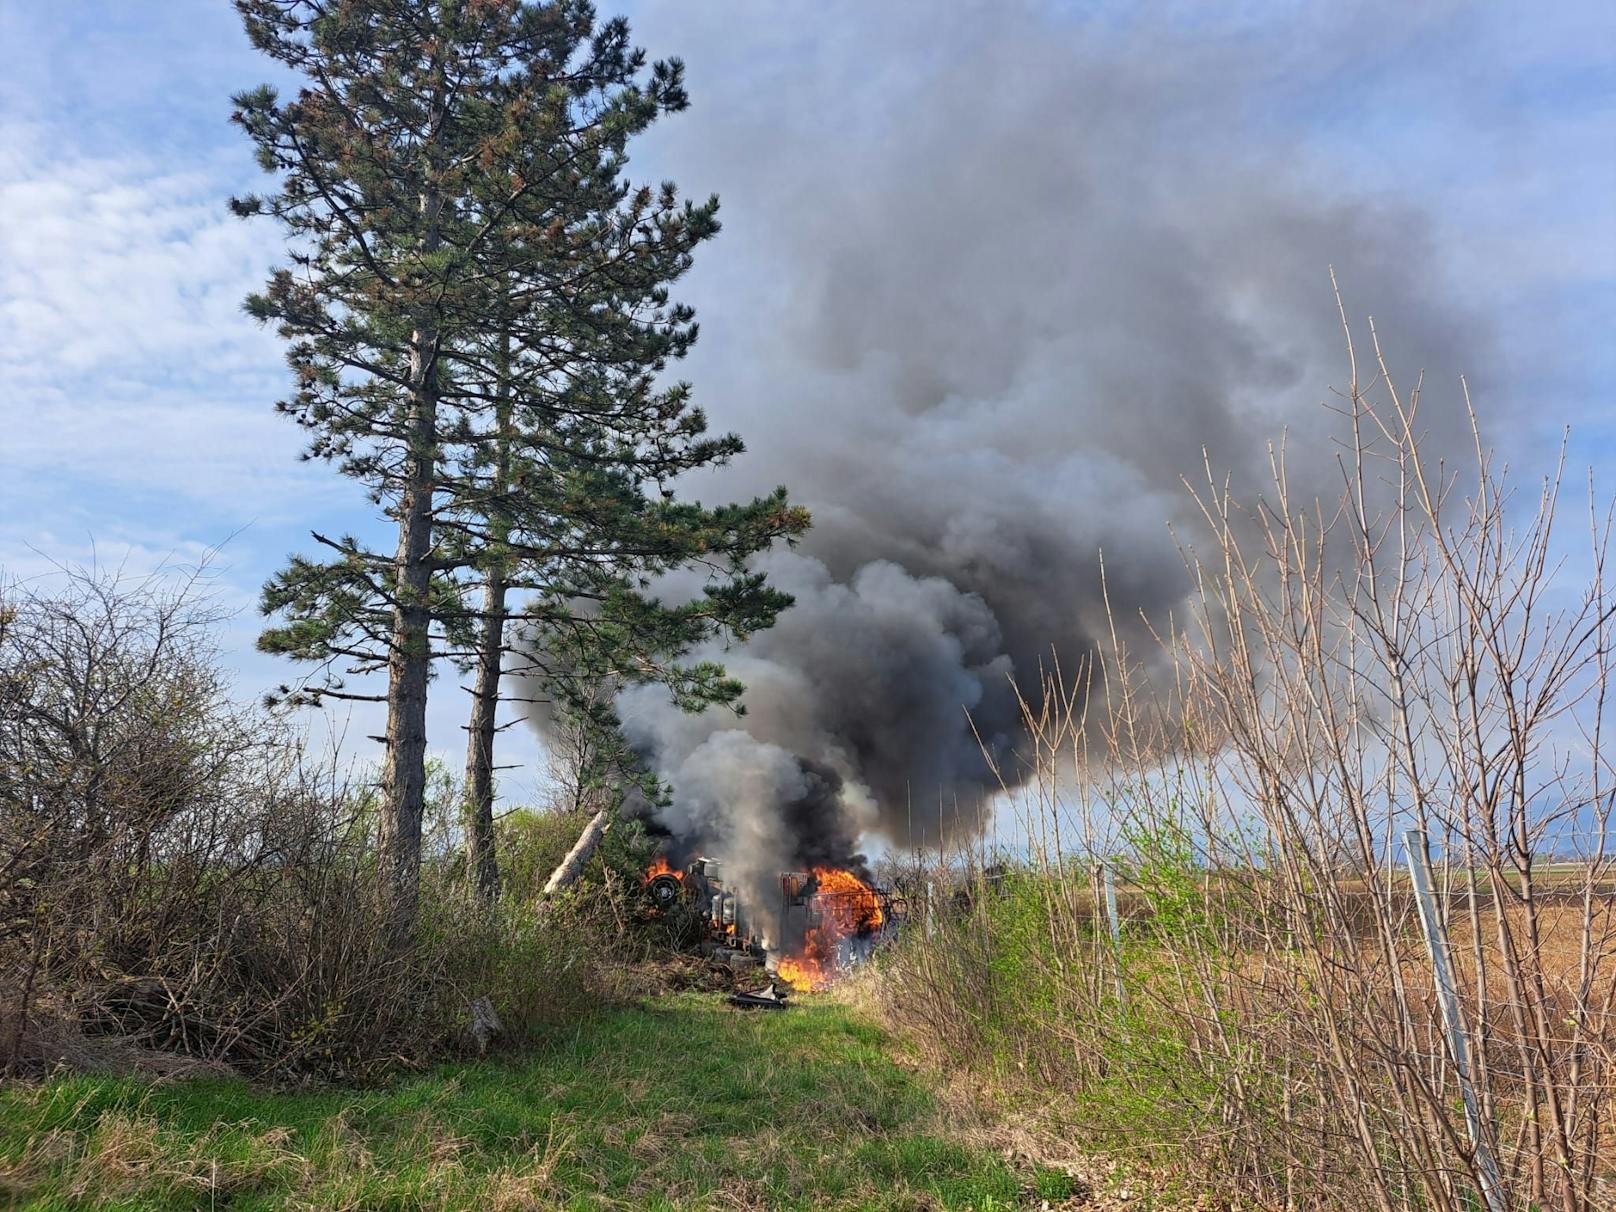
[641,855,904,1002]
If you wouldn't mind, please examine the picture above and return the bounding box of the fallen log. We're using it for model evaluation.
[540,807,612,897]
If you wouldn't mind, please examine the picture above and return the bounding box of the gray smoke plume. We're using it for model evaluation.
[529,2,1489,902]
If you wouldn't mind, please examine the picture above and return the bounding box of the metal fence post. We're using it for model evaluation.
[1101,861,1125,1006]
[1403,829,1505,1212]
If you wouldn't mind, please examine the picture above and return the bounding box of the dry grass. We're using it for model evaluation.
[879,338,1616,1211]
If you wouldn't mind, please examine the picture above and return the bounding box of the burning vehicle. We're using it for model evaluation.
[775,867,898,989]
[643,855,764,957]
[643,855,900,988]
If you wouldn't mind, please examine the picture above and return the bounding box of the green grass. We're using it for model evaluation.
[0,995,1074,1211]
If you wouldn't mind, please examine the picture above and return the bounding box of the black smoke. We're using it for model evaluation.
[526,1,1490,906]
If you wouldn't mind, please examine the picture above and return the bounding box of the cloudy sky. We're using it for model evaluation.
[1,1,1611,806]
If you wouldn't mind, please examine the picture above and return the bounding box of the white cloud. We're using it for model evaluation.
[0,121,332,515]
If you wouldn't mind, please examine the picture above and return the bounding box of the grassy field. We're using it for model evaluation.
[0,994,1079,1211]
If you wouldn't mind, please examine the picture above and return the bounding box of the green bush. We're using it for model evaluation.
[878,853,1278,1188]
[419,881,603,1042]
[494,807,592,898]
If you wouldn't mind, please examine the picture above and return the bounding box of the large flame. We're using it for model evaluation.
[643,854,680,883]
[776,866,885,991]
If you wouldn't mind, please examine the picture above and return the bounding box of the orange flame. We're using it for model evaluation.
[643,854,681,883]
[776,866,885,991]
[776,949,830,990]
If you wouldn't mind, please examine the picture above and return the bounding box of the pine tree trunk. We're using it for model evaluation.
[381,368,437,937]
[462,323,514,900]
[381,400,436,937]
[463,571,506,899]
[381,134,446,939]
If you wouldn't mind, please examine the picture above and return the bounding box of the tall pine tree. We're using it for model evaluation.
[233,0,806,928]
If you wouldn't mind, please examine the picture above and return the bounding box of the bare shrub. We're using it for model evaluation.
[880,326,1616,1211]
[0,565,605,1079]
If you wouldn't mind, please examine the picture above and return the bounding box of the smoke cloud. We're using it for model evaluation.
[527,2,1491,900]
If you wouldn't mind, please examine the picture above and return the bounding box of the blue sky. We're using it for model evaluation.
[1,1,1612,807]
